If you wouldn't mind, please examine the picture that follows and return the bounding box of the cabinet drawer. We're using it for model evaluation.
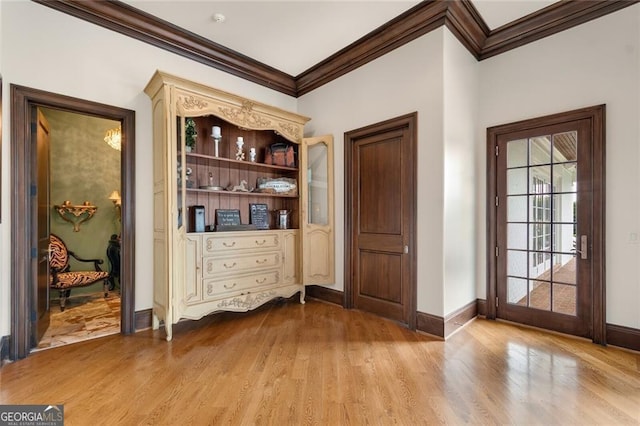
[203,251,281,277]
[203,233,280,254]
[204,269,281,299]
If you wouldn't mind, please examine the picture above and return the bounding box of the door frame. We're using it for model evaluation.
[486,105,605,344]
[10,84,136,359]
[344,112,418,330]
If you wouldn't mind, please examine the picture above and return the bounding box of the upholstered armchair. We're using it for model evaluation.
[49,234,110,311]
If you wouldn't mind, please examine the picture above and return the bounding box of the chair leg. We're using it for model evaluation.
[104,279,109,298]
[59,289,67,312]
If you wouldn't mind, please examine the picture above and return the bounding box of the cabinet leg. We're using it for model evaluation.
[165,324,173,342]
[300,287,306,305]
[152,313,159,330]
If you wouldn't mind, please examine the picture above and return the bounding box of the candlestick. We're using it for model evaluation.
[212,126,222,157]
[235,137,245,161]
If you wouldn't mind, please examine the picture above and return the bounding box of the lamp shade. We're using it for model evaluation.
[108,190,121,205]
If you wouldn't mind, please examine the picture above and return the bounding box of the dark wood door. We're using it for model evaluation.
[346,114,416,327]
[35,108,51,343]
[490,108,605,340]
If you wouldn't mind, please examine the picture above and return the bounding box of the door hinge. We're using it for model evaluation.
[30,184,37,197]
[496,296,499,307]
[31,122,37,133]
[495,145,499,156]
[495,196,499,207]
[495,246,499,257]
[31,247,37,259]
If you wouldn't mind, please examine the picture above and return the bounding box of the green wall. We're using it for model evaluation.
[43,108,121,297]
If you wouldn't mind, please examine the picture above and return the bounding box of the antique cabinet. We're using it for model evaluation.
[144,71,334,340]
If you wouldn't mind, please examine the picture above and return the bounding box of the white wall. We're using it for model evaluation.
[477,5,640,328]
[2,1,638,337]
[442,30,479,318]
[298,29,447,316]
[0,0,297,336]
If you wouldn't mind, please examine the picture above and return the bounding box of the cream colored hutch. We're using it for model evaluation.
[144,71,334,340]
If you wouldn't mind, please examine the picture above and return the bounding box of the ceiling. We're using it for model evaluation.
[121,0,559,76]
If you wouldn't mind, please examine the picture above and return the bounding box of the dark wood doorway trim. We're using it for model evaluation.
[344,112,418,330]
[486,105,605,344]
[10,84,136,360]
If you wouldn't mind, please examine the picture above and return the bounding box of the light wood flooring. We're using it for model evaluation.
[1,299,638,425]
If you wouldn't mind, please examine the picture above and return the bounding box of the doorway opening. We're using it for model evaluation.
[34,108,122,350]
[486,105,605,343]
[10,84,136,360]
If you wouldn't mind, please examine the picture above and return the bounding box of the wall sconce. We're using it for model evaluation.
[212,125,222,157]
[109,190,122,217]
[53,200,97,232]
[105,126,121,151]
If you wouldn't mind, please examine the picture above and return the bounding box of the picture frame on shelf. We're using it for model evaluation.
[250,203,269,230]
[215,209,241,227]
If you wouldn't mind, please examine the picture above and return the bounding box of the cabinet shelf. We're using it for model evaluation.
[186,187,298,198]
[145,70,333,342]
[184,152,298,172]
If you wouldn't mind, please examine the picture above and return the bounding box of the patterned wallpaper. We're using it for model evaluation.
[43,108,121,295]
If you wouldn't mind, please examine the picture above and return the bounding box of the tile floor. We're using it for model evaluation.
[35,292,121,350]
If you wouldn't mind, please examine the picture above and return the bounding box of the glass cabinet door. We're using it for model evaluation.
[307,143,329,225]
[301,135,335,285]
[176,115,186,230]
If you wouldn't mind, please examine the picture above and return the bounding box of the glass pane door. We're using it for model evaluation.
[491,107,605,341]
[505,132,578,315]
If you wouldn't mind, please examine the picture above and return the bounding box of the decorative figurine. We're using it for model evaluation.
[185,167,193,188]
[249,147,256,162]
[235,137,245,161]
[227,180,250,192]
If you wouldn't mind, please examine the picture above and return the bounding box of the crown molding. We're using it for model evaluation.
[445,0,490,59]
[31,0,297,96]
[480,0,638,60]
[31,0,638,97]
[296,1,450,96]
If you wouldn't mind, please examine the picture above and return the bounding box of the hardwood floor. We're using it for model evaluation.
[1,299,638,425]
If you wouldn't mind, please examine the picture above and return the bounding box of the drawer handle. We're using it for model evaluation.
[223,241,236,248]
[223,262,237,269]
[224,283,237,289]
[256,277,267,284]
[256,258,268,264]
[255,239,266,246]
